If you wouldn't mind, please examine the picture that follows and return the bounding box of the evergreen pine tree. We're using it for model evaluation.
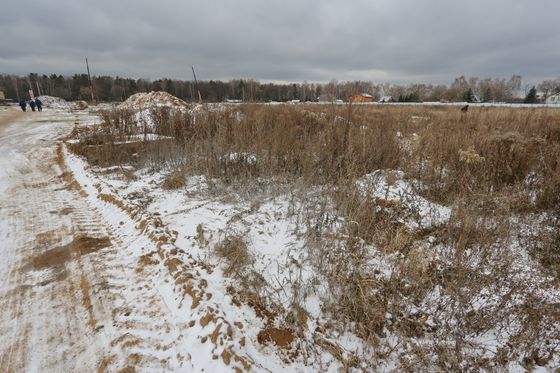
[463,88,474,103]
[524,86,537,103]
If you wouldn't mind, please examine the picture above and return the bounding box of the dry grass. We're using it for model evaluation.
[162,167,187,190]
[73,105,560,213]
[69,103,560,370]
[214,234,253,277]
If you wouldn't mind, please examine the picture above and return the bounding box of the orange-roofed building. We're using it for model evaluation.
[348,93,374,103]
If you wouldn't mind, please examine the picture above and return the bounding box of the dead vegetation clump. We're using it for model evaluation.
[408,108,558,206]
[68,108,177,167]
[162,168,187,190]
[308,194,559,370]
[214,234,253,278]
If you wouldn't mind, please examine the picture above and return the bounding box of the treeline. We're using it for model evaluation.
[1,73,559,103]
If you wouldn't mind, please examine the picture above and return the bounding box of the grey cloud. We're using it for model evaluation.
[1,0,559,84]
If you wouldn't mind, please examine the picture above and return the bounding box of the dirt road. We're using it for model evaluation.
[0,107,25,128]
[0,108,193,372]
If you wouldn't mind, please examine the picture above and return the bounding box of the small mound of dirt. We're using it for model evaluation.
[257,327,295,348]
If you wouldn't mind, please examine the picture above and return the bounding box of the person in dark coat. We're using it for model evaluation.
[29,99,36,112]
[34,98,43,112]
[19,100,27,112]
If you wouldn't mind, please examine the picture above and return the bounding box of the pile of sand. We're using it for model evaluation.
[116,91,189,131]
[118,91,188,110]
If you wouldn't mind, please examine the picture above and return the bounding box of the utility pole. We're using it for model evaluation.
[13,76,20,101]
[85,57,96,103]
[191,66,202,103]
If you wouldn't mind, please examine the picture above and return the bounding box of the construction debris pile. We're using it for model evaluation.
[36,95,72,110]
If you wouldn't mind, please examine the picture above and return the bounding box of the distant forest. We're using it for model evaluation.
[1,73,559,103]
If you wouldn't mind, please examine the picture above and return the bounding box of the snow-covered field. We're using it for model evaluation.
[1,102,559,372]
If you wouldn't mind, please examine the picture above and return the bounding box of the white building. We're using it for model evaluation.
[546,93,560,104]
[378,96,394,103]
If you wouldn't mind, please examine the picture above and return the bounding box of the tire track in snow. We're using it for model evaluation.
[59,145,195,371]
[0,111,182,372]
[62,145,265,372]
[0,115,107,372]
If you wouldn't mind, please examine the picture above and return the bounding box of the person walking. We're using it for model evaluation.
[29,99,36,112]
[34,98,42,112]
[19,100,27,112]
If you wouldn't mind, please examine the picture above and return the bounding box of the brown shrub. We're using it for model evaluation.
[162,168,187,190]
[214,234,253,277]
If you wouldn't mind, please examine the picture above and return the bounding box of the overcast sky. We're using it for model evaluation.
[1,0,558,85]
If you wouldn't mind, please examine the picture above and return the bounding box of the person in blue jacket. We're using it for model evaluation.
[29,99,36,112]
[34,98,43,112]
[19,100,27,112]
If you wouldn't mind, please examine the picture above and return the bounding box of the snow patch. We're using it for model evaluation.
[356,170,451,228]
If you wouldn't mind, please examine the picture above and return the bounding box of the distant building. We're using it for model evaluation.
[546,93,560,104]
[348,93,374,103]
[379,96,395,103]
[471,95,482,103]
